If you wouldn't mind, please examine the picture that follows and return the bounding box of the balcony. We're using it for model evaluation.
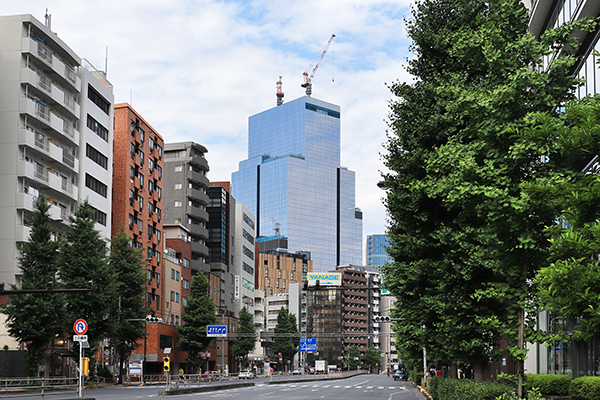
[20,98,79,145]
[22,37,81,92]
[15,224,32,243]
[187,205,209,223]
[190,241,209,258]
[188,187,209,205]
[17,160,78,200]
[18,127,79,172]
[189,154,209,171]
[187,169,209,187]
[187,223,208,239]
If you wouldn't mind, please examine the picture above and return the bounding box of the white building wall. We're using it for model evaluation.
[233,202,256,317]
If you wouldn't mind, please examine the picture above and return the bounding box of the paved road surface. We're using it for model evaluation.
[5,374,426,400]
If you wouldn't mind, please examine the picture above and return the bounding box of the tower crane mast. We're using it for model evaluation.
[301,34,335,97]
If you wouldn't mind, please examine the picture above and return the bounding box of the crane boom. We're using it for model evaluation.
[302,34,335,96]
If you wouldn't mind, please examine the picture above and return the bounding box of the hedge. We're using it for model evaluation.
[428,378,513,400]
[569,376,600,400]
[524,374,571,396]
[409,370,424,384]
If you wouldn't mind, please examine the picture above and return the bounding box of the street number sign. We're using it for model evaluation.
[74,319,88,335]
[73,335,87,342]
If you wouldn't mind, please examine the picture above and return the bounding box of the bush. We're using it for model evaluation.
[569,376,600,400]
[429,376,443,399]
[409,370,424,384]
[524,374,571,396]
[433,379,513,400]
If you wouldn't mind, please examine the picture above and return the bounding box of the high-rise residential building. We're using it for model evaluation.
[0,14,114,291]
[112,103,164,315]
[366,234,391,266]
[164,142,210,273]
[232,96,363,272]
[233,202,256,316]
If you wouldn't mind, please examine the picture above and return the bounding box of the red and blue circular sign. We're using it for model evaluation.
[73,319,88,335]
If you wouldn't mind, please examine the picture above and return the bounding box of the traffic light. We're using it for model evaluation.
[146,316,163,323]
[83,357,90,376]
[374,316,391,323]
[163,356,170,372]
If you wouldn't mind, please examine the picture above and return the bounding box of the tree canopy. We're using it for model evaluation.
[177,272,216,373]
[382,0,595,387]
[2,195,63,377]
[110,228,148,383]
[232,307,256,370]
[271,307,299,370]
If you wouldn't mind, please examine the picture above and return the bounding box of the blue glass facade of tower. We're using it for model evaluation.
[232,96,362,272]
[367,234,391,266]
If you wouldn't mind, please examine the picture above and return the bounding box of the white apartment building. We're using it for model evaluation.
[0,13,113,290]
[233,202,256,316]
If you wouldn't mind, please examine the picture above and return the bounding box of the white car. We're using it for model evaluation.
[292,368,301,375]
[238,370,254,379]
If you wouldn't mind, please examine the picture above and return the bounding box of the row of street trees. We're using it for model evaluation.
[382,0,600,396]
[2,196,147,379]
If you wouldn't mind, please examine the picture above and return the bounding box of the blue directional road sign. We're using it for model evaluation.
[207,325,227,337]
[299,338,317,353]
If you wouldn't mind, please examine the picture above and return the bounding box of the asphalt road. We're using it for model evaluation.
[4,374,425,400]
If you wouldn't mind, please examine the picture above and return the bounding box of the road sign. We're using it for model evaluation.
[207,325,227,337]
[300,338,317,353]
[73,319,88,335]
[73,335,87,342]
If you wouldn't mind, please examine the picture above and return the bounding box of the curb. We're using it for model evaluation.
[158,382,254,396]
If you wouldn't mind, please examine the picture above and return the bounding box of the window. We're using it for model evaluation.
[86,144,108,169]
[283,279,286,289]
[175,165,182,172]
[176,271,180,281]
[182,297,187,306]
[174,183,182,190]
[87,85,110,115]
[183,279,190,289]
[278,270,282,279]
[85,174,107,197]
[265,267,268,277]
[175,292,179,303]
[171,269,176,279]
[159,335,173,349]
[290,271,294,280]
[149,158,154,171]
[174,201,182,207]
[267,277,270,286]
[90,206,107,226]
[87,114,108,141]
[183,258,190,268]
[171,291,175,301]
[130,167,135,179]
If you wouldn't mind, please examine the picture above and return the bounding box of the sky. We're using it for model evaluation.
[6,0,414,262]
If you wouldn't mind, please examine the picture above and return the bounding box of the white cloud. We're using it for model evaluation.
[4,0,415,261]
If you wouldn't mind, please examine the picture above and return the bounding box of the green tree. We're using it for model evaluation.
[517,95,600,342]
[382,0,595,391]
[2,195,64,377]
[271,308,299,371]
[345,345,361,371]
[364,346,382,372]
[59,200,117,354]
[177,272,217,373]
[231,307,256,370]
[110,228,148,383]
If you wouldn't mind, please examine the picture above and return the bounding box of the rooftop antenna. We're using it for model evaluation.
[105,47,108,75]
[276,76,284,106]
[44,9,51,30]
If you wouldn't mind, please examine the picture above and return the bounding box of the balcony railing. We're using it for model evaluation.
[37,41,52,65]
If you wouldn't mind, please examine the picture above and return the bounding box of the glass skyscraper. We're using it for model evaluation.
[366,234,391,266]
[232,96,362,272]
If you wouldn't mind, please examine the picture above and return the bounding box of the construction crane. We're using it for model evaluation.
[276,76,284,106]
[301,34,335,97]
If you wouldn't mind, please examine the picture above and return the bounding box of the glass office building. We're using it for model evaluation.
[367,234,392,266]
[232,96,362,272]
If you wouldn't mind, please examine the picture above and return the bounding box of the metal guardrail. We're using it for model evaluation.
[0,377,78,399]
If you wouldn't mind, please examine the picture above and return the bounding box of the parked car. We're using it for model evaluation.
[292,368,301,375]
[393,369,407,381]
[308,367,315,374]
[238,370,254,379]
